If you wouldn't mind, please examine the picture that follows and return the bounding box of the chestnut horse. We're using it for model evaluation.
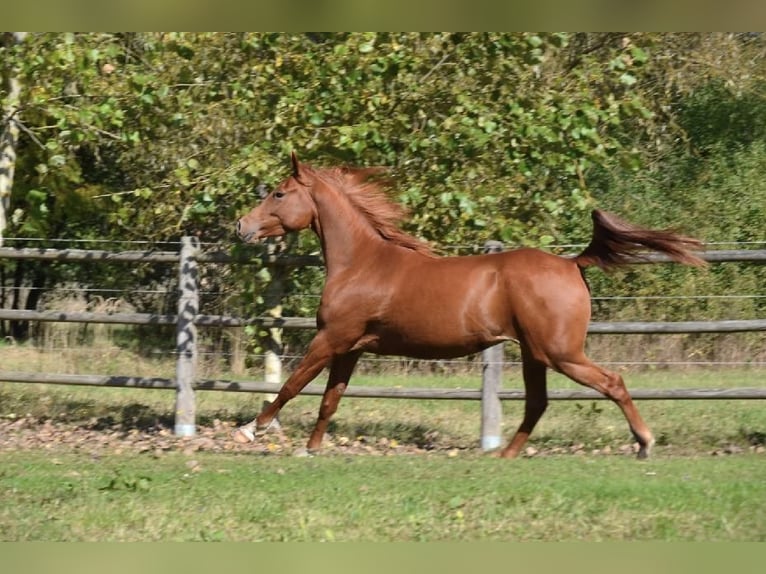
[235,152,705,458]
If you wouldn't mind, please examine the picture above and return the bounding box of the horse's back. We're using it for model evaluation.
[384,246,589,317]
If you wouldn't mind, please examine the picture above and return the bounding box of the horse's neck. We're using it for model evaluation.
[312,185,382,275]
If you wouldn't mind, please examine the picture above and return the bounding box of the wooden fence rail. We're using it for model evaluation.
[1,246,764,264]
[0,246,323,267]
[1,371,765,400]
[1,309,765,334]
[1,241,764,448]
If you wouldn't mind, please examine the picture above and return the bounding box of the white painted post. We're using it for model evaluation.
[481,240,504,451]
[262,240,286,423]
[174,236,199,436]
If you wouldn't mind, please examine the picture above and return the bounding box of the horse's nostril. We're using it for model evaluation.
[236,220,242,234]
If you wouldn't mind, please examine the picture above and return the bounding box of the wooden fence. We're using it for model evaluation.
[1,240,765,448]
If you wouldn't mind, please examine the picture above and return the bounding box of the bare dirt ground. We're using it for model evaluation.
[2,414,762,459]
[0,415,447,458]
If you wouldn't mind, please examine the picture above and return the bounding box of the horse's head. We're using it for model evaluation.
[237,152,317,243]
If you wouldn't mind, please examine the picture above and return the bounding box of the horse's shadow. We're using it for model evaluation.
[85,402,173,432]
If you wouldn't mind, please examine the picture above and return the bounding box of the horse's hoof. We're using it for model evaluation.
[492,448,520,459]
[232,427,255,443]
[293,447,315,458]
[636,438,655,459]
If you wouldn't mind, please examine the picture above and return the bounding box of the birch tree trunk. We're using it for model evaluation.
[0,32,27,247]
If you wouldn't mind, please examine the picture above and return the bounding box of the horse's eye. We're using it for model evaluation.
[274,191,285,199]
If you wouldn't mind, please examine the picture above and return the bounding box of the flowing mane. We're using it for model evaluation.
[313,165,437,257]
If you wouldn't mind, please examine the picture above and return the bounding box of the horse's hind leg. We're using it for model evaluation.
[499,352,548,459]
[306,351,362,452]
[554,354,655,458]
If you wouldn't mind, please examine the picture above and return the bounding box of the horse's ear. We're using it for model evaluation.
[291,151,300,178]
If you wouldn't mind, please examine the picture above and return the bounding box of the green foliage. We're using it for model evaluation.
[2,32,664,247]
[2,33,765,346]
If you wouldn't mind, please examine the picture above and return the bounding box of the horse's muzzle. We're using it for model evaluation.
[236,219,258,243]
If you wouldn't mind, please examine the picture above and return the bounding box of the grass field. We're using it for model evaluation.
[0,449,763,541]
[1,347,765,541]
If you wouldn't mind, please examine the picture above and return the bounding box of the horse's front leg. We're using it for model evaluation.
[233,332,333,443]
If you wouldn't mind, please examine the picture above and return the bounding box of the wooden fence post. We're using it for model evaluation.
[481,240,504,451]
[174,236,199,437]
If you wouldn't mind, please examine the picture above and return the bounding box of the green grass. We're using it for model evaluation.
[0,449,763,541]
[1,351,764,541]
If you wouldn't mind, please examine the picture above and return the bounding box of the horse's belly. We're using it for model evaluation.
[361,322,510,360]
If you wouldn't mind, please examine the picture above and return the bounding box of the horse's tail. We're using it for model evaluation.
[573,209,707,269]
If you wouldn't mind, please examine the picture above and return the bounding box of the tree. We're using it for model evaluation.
[1,32,27,247]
